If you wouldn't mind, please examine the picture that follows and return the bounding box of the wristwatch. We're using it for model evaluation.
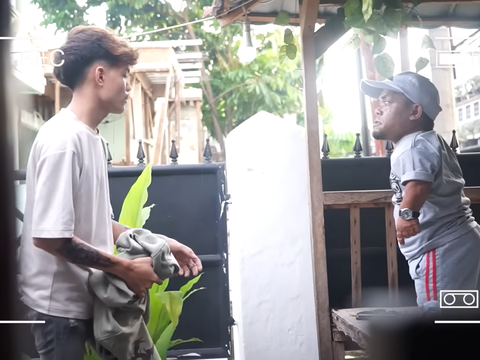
[399,208,420,220]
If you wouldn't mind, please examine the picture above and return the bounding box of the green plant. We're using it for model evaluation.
[84,164,204,360]
[341,0,436,78]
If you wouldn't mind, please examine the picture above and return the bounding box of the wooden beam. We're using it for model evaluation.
[300,0,320,36]
[125,98,132,165]
[153,66,172,164]
[217,0,262,27]
[196,100,203,163]
[135,73,154,100]
[323,187,480,207]
[301,22,334,360]
[175,80,181,153]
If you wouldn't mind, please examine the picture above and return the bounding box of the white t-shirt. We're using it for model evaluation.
[19,108,114,319]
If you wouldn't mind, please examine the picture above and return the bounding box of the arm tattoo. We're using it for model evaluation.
[56,238,114,268]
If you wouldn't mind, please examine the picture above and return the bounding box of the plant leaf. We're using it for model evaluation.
[374,53,395,79]
[155,292,184,360]
[184,287,206,301]
[283,29,294,44]
[421,34,436,50]
[344,0,360,18]
[371,36,386,55]
[362,0,373,22]
[415,57,429,73]
[342,33,361,52]
[179,273,203,297]
[274,10,290,26]
[279,45,287,63]
[169,338,203,349]
[118,163,152,228]
[286,44,297,60]
[140,204,155,228]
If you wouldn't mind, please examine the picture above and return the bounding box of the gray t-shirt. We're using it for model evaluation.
[389,130,477,261]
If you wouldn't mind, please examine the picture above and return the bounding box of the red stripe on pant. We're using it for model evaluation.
[424,250,438,302]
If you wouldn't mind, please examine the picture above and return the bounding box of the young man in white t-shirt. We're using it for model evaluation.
[19,26,203,359]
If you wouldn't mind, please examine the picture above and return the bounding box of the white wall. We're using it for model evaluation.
[226,111,319,360]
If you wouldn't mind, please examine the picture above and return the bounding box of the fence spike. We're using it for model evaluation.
[137,139,146,165]
[203,138,212,163]
[321,134,330,159]
[385,140,394,157]
[450,130,459,154]
[353,133,363,158]
[106,142,112,167]
[170,139,178,165]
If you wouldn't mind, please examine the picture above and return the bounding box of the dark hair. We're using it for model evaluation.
[420,113,434,131]
[53,26,139,90]
[404,97,435,131]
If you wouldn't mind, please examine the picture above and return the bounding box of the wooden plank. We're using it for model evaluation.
[175,80,181,153]
[300,0,320,36]
[153,67,172,164]
[324,187,480,207]
[331,309,370,350]
[301,29,333,360]
[384,204,399,298]
[125,97,132,165]
[217,0,262,27]
[196,100,203,164]
[135,72,153,99]
[350,206,361,308]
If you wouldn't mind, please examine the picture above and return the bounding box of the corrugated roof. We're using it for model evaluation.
[213,0,480,28]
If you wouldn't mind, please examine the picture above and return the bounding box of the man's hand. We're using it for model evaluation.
[167,239,203,277]
[118,257,163,298]
[396,218,420,245]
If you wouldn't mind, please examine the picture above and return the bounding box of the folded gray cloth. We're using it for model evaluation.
[89,228,180,360]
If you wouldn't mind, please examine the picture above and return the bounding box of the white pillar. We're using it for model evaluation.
[428,27,457,143]
[226,111,319,360]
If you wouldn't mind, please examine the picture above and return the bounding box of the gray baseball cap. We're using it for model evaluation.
[360,71,442,120]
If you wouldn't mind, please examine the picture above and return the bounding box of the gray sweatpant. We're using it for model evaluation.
[408,225,480,309]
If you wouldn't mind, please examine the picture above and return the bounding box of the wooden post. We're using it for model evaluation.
[300,0,333,359]
[153,66,172,164]
[125,97,131,165]
[196,100,203,163]
[175,80,181,153]
[54,80,60,114]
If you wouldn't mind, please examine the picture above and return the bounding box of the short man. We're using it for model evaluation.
[360,71,480,309]
[18,26,202,360]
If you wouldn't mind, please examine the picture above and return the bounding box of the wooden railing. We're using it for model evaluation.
[323,186,480,308]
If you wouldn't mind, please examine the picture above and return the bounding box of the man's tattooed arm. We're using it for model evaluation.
[56,238,115,268]
[33,237,130,275]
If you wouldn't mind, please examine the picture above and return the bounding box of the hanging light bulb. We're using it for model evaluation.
[237,16,256,64]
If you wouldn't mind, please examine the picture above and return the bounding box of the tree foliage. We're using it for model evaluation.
[32,0,304,150]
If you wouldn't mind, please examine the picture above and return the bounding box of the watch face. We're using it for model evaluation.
[401,209,412,219]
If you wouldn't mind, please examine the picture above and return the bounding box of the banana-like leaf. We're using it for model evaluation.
[141,204,155,228]
[179,273,204,298]
[155,291,184,360]
[169,338,203,349]
[118,163,152,228]
[184,287,206,301]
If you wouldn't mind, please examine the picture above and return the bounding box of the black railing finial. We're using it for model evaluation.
[137,139,146,166]
[170,139,178,165]
[353,133,363,158]
[203,138,212,163]
[385,140,394,157]
[450,130,459,154]
[322,133,330,159]
[106,142,112,167]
